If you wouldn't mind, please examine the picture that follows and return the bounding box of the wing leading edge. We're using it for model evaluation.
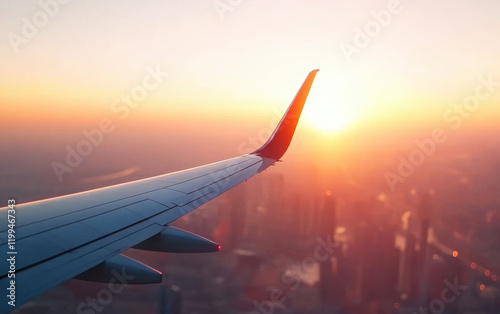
[0,69,319,312]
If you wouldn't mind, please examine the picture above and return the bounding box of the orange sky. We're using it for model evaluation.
[2,0,500,130]
[1,0,500,199]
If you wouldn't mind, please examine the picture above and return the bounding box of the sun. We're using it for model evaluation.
[303,90,357,132]
[304,103,353,132]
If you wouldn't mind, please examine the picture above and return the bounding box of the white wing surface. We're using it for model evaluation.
[0,69,318,312]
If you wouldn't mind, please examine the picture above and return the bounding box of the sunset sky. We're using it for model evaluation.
[1,0,500,200]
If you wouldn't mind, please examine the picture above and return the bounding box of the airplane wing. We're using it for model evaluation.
[0,69,318,312]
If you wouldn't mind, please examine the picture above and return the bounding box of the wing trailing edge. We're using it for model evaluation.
[252,69,319,160]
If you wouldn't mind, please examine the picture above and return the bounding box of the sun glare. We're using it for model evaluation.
[304,88,357,132]
[305,103,353,132]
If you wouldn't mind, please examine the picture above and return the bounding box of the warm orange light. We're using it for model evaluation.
[452,250,459,258]
[485,269,491,277]
[480,284,486,291]
[492,275,497,282]
[305,104,353,132]
[303,83,358,133]
[471,263,477,269]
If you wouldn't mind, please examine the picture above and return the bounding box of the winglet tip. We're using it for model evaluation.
[251,69,319,160]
